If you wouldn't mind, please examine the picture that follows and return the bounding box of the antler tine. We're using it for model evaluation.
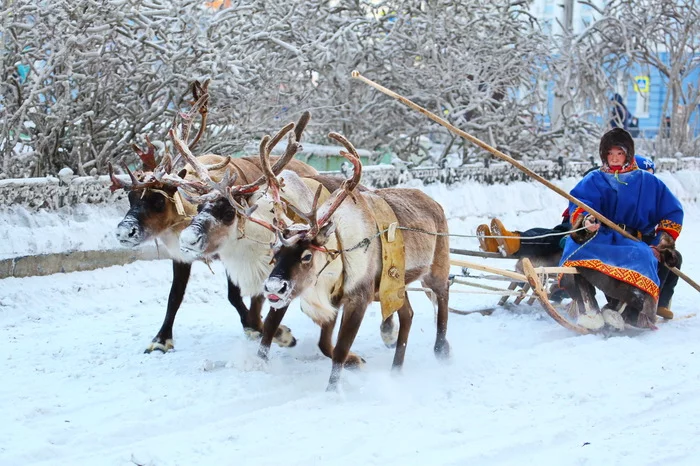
[270,130,302,176]
[224,187,280,233]
[267,121,295,153]
[169,128,215,187]
[131,135,157,171]
[180,93,208,146]
[187,80,210,150]
[203,156,231,172]
[328,132,361,162]
[294,111,311,143]
[277,229,303,248]
[121,162,159,191]
[177,186,220,205]
[309,134,363,236]
[286,183,323,229]
[108,162,131,192]
[153,150,174,181]
[228,134,273,197]
[159,173,210,195]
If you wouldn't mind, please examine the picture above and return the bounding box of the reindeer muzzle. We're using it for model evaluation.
[179,223,208,257]
[264,277,292,309]
[116,217,145,246]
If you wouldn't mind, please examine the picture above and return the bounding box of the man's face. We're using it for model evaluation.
[606,147,627,167]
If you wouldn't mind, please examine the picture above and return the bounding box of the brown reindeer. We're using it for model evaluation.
[112,83,317,352]
[256,133,451,390]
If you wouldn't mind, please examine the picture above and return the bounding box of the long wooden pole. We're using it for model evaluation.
[352,70,636,241]
[352,70,700,294]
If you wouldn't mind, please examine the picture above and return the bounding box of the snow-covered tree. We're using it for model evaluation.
[555,0,700,158]
[1,0,582,178]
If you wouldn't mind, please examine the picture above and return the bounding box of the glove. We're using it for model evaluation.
[570,213,597,244]
[652,232,680,268]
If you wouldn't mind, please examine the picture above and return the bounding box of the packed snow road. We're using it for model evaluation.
[2,177,699,465]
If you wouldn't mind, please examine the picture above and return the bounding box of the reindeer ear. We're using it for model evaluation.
[178,168,187,179]
[315,221,336,246]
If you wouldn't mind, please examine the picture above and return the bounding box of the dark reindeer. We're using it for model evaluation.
[111,82,317,352]
[256,133,451,390]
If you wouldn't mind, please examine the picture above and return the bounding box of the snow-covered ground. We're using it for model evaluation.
[1,173,699,465]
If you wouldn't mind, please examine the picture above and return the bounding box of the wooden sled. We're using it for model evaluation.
[441,248,595,335]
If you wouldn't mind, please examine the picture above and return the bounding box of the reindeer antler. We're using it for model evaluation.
[131,135,157,171]
[108,162,130,192]
[188,79,210,150]
[309,132,362,236]
[230,122,297,195]
[278,132,362,244]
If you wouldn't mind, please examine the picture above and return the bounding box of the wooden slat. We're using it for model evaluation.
[450,258,527,282]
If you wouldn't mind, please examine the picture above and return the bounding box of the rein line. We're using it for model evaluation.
[319,225,590,256]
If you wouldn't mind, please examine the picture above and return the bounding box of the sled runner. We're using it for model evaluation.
[436,248,598,335]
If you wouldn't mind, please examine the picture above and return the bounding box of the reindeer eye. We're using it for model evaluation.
[301,252,313,263]
[222,210,236,224]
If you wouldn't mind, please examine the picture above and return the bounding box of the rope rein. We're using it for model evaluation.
[322,224,591,255]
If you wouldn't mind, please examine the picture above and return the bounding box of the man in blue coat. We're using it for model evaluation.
[561,128,683,329]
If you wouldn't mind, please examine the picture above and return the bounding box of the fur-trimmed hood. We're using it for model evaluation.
[599,128,635,166]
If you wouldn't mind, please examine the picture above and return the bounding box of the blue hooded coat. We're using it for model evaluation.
[559,129,683,300]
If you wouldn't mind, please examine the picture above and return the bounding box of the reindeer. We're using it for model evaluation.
[111,80,317,353]
[253,133,451,390]
[169,126,369,365]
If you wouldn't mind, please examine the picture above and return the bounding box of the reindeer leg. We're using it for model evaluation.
[145,261,191,353]
[318,316,337,358]
[257,295,296,348]
[434,287,451,359]
[257,306,289,361]
[327,300,368,391]
[318,314,363,365]
[391,299,414,371]
[226,278,252,329]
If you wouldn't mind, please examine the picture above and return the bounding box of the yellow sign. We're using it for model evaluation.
[634,76,650,93]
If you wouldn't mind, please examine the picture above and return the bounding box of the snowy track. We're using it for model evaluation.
[2,176,700,465]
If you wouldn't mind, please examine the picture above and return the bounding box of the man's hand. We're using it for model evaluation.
[583,215,600,232]
[571,212,597,244]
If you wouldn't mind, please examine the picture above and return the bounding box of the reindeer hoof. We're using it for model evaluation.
[637,313,659,330]
[244,327,261,340]
[257,345,270,361]
[602,309,626,331]
[144,338,174,354]
[380,321,399,348]
[344,353,366,369]
[577,312,605,331]
[273,325,297,348]
[434,340,451,359]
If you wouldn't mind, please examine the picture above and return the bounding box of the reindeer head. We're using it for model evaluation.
[178,113,309,259]
[114,81,210,246]
[263,133,362,309]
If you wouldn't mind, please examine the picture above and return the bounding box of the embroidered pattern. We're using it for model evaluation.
[562,259,659,300]
[658,219,682,240]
